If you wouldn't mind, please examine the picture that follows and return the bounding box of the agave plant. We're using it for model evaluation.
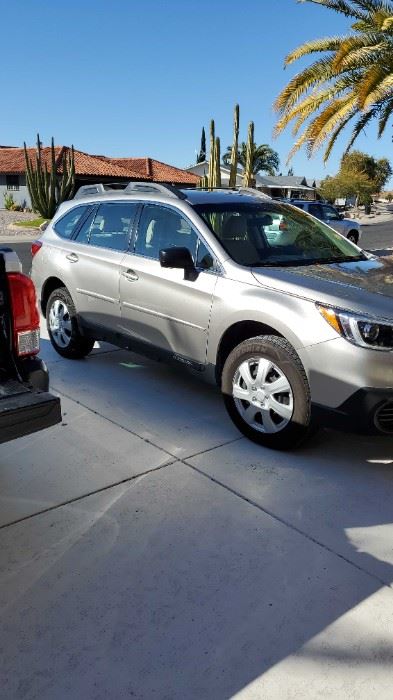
[274,0,393,162]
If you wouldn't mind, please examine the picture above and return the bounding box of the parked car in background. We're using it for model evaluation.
[31,183,393,450]
[290,200,361,244]
[0,248,60,444]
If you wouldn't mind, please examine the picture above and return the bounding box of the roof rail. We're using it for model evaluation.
[73,182,128,199]
[236,187,271,200]
[123,182,187,199]
[73,181,187,200]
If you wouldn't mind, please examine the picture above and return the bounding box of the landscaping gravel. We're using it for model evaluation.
[0,209,38,237]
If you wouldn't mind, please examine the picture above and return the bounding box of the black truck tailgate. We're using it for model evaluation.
[0,380,61,444]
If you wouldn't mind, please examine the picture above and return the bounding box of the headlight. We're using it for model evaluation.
[318,305,393,351]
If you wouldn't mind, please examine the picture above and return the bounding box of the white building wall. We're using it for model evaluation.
[0,174,31,209]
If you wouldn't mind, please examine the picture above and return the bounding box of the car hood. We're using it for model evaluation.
[251,255,393,320]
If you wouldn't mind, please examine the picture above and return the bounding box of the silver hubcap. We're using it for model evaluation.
[49,299,72,348]
[232,356,294,434]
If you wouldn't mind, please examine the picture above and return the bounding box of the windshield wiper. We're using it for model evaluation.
[249,254,366,268]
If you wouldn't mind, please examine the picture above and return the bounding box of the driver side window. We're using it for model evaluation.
[321,205,340,221]
[135,205,199,261]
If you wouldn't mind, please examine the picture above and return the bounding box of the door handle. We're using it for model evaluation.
[66,252,79,263]
[122,269,139,281]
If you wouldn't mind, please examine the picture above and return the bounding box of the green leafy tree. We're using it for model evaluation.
[222,141,279,176]
[319,170,375,203]
[274,0,393,162]
[373,158,393,191]
[196,127,206,163]
[341,150,392,190]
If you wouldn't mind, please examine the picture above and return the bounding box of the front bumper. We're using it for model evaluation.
[312,388,393,435]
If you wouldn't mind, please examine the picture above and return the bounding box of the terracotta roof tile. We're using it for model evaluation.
[107,157,199,184]
[0,147,199,184]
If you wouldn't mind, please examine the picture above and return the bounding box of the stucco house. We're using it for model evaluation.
[186,161,317,200]
[0,145,199,209]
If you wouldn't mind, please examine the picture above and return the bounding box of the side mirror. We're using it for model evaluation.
[159,246,195,270]
[339,213,345,220]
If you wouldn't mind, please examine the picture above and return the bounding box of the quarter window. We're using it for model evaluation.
[196,239,215,271]
[89,203,137,251]
[135,205,198,261]
[54,206,89,239]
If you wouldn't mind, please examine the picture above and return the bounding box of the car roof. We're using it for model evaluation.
[181,189,267,206]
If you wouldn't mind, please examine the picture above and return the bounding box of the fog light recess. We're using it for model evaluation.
[374,401,393,434]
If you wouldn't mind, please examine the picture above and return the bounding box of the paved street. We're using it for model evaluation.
[1,308,393,698]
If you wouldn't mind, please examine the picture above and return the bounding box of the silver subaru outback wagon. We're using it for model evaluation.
[31,182,393,450]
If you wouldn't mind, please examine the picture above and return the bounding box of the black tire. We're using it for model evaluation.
[46,287,95,359]
[347,231,359,244]
[221,335,312,450]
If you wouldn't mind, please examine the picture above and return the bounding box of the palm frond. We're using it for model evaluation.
[344,107,379,151]
[307,94,358,153]
[285,36,345,65]
[299,0,366,20]
[363,73,393,106]
[358,63,391,105]
[333,33,383,69]
[377,97,393,134]
[275,56,336,113]
[323,108,358,160]
[275,0,393,160]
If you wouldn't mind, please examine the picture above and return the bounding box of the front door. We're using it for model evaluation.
[66,201,138,330]
[119,203,218,365]
[319,204,345,235]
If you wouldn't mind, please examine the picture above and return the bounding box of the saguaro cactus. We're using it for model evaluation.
[228,104,240,188]
[24,134,75,218]
[214,137,221,188]
[243,121,255,187]
[207,120,216,189]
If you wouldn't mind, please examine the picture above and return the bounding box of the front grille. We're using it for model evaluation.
[374,401,393,434]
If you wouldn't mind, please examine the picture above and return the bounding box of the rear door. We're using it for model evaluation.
[119,203,218,365]
[64,201,138,330]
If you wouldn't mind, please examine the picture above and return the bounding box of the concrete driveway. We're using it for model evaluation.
[1,321,393,699]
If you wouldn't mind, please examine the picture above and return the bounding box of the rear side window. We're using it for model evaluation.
[89,203,137,251]
[307,203,322,219]
[53,206,89,239]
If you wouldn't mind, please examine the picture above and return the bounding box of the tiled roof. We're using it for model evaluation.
[107,157,199,184]
[0,147,199,184]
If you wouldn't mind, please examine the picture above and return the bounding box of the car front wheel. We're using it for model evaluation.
[347,231,359,244]
[46,287,95,359]
[221,335,312,450]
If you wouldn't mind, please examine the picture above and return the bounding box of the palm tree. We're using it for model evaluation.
[274,0,393,162]
[222,142,279,176]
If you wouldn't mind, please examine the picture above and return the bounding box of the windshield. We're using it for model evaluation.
[193,201,366,267]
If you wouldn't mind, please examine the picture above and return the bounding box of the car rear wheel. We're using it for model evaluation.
[46,287,95,359]
[347,231,359,244]
[221,335,312,450]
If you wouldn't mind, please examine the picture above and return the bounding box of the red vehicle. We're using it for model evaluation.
[0,247,60,444]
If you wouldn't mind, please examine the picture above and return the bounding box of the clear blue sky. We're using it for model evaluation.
[2,0,391,181]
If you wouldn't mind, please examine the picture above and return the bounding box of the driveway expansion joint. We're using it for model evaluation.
[0,458,178,532]
[181,460,393,591]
